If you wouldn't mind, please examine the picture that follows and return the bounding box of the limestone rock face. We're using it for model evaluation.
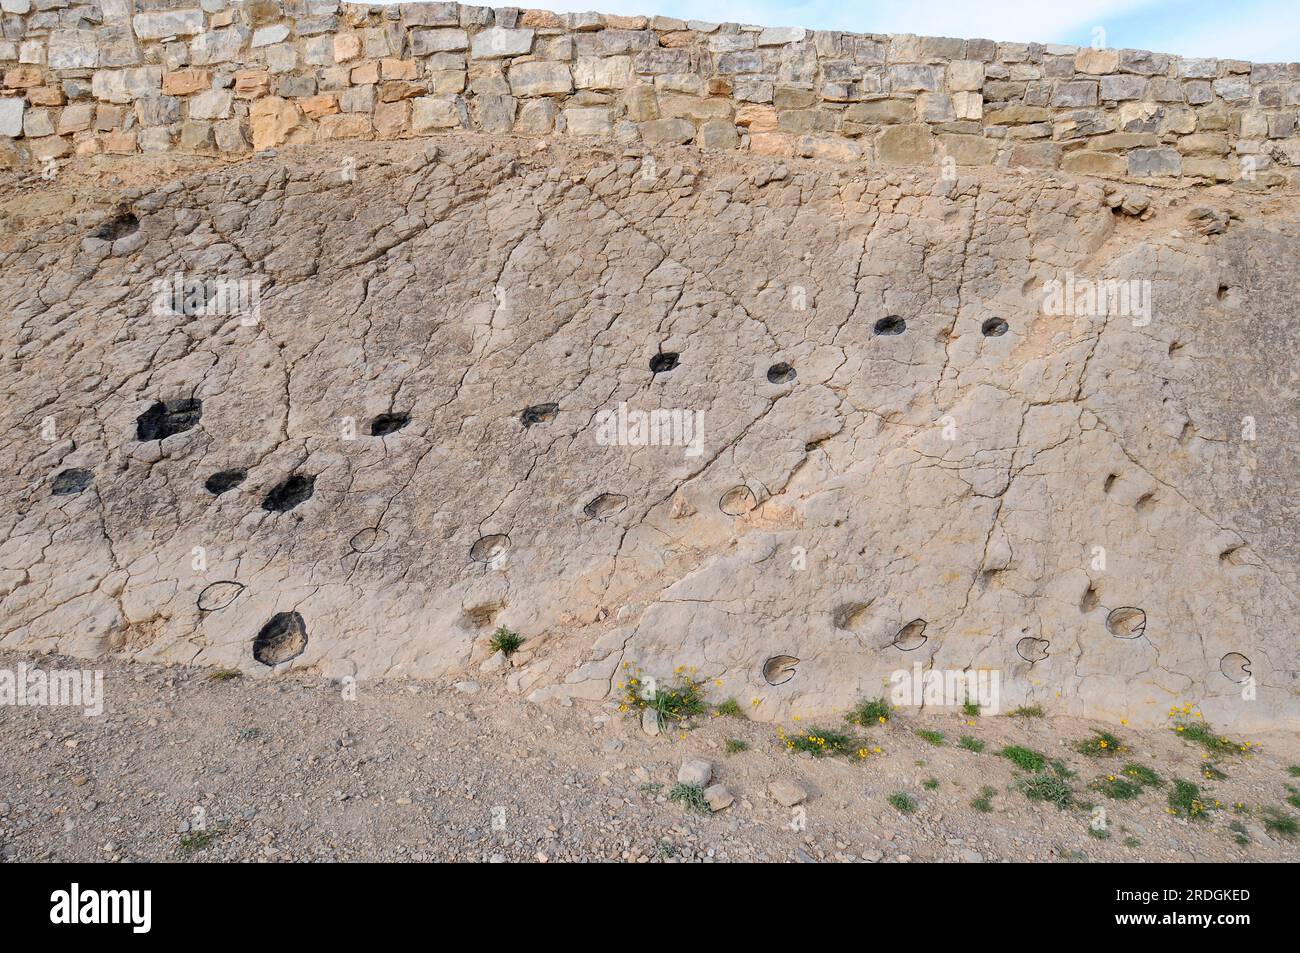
[0,136,1295,731]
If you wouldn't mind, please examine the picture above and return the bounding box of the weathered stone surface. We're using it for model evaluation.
[876,123,934,163]
[508,60,571,97]
[0,95,22,136]
[132,10,205,40]
[412,95,460,131]
[471,27,534,59]
[0,5,1297,742]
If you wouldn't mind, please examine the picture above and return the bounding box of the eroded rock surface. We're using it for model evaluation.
[1,135,1296,729]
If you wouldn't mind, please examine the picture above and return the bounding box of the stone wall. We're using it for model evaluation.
[3,0,1299,184]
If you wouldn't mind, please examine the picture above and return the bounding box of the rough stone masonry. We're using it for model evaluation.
[1,0,1299,183]
[0,3,1296,732]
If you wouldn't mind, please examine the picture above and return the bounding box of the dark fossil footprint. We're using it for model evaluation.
[252,611,308,666]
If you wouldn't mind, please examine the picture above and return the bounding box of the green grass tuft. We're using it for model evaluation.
[1019,772,1073,809]
[715,697,744,718]
[786,727,854,757]
[207,668,241,682]
[1000,745,1046,772]
[1167,779,1215,820]
[1010,704,1044,718]
[724,738,748,754]
[961,701,981,718]
[1075,730,1124,758]
[846,697,892,727]
[915,728,945,747]
[668,783,710,814]
[176,831,217,857]
[958,735,985,753]
[888,792,917,814]
[971,786,996,813]
[1259,807,1298,840]
[923,777,939,790]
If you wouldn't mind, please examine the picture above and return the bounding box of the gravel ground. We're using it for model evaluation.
[1,649,1297,863]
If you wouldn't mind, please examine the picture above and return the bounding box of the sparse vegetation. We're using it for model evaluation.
[1229,820,1250,846]
[1020,772,1073,809]
[716,697,744,718]
[1259,807,1298,840]
[1075,730,1124,758]
[1167,779,1215,820]
[961,701,981,718]
[489,625,525,657]
[1287,766,1300,778]
[1093,764,1160,801]
[923,777,939,790]
[784,726,854,757]
[915,728,945,747]
[1201,762,1228,781]
[958,735,985,753]
[1011,704,1044,718]
[1124,836,1141,848]
[176,830,217,857]
[668,783,709,814]
[619,665,707,728]
[207,668,241,682]
[846,697,892,727]
[725,738,748,754]
[971,786,996,812]
[888,792,917,814]
[1169,710,1246,757]
[236,727,261,742]
[1088,826,1110,840]
[1000,745,1047,772]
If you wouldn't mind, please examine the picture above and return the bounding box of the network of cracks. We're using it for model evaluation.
[43,324,1252,686]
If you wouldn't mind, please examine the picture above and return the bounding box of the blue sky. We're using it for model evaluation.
[511,0,1300,62]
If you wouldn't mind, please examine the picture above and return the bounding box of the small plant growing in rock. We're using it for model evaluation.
[1201,762,1228,781]
[961,701,981,718]
[1259,807,1298,840]
[1088,826,1110,840]
[846,697,892,727]
[922,777,939,791]
[958,735,985,753]
[176,830,217,857]
[489,626,524,657]
[888,792,917,814]
[1019,773,1073,809]
[1093,763,1161,801]
[1229,820,1250,846]
[725,738,748,754]
[1010,704,1044,718]
[971,786,996,812]
[715,697,744,718]
[1168,706,1250,757]
[1075,730,1124,757]
[618,664,706,728]
[1167,779,1214,820]
[207,668,241,682]
[915,729,945,746]
[668,783,709,814]
[783,726,854,757]
[1287,766,1300,778]
[1000,745,1046,772]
